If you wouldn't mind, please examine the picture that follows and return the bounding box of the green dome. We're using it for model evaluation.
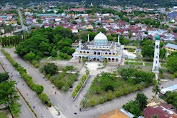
[155,35,160,40]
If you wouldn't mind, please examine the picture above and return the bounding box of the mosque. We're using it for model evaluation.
[72,32,124,63]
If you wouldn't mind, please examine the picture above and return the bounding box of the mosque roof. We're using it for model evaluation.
[94,32,108,41]
[155,35,160,40]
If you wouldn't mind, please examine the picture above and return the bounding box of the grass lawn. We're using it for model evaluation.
[145,62,153,66]
[0,112,8,118]
[51,54,72,60]
[125,62,143,65]
[125,58,141,61]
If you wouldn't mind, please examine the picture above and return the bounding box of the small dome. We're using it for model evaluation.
[155,35,160,40]
[94,32,108,41]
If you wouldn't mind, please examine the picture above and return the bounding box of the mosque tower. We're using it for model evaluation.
[152,35,161,73]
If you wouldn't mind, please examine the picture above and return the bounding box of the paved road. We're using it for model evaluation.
[0,48,54,118]
[17,8,27,31]
[5,47,177,118]
[0,57,35,118]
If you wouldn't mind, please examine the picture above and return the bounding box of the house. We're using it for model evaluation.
[95,109,134,118]
[165,43,177,56]
[161,84,177,94]
[71,26,78,34]
[143,103,177,118]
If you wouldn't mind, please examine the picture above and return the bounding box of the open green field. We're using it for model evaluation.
[0,112,8,118]
[48,71,78,92]
[82,68,155,108]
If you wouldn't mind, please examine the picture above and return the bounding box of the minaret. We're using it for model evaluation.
[118,35,120,45]
[79,40,82,50]
[114,42,117,53]
[87,34,90,42]
[152,35,160,73]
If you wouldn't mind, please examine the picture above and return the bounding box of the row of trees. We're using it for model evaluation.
[119,68,155,85]
[0,72,21,117]
[0,32,31,47]
[2,49,51,107]
[0,36,21,47]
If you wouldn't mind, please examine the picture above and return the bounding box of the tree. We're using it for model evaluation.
[173,28,177,33]
[160,48,166,60]
[152,82,160,98]
[0,72,9,83]
[24,52,36,61]
[123,100,142,117]
[166,55,177,73]
[16,26,75,61]
[136,92,148,110]
[0,81,20,117]
[43,63,57,75]
[97,28,107,34]
[165,91,177,109]
[141,40,154,60]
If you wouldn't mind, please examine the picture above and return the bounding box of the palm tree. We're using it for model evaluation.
[152,82,160,98]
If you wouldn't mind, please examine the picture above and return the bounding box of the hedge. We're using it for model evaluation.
[72,70,89,98]
[1,49,50,106]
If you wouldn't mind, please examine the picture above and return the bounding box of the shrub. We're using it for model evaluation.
[174,72,177,77]
[31,60,39,68]
[43,63,57,75]
[159,73,164,79]
[39,93,51,107]
[99,97,105,104]
[72,91,77,98]
[88,98,96,107]
[169,74,175,80]
[115,91,122,97]
[106,91,114,101]
[46,74,51,79]
[33,85,44,95]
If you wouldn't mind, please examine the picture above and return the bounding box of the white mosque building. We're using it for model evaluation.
[72,32,124,63]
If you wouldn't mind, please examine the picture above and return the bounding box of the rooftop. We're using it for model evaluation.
[165,43,177,50]
[143,103,177,118]
[95,109,132,118]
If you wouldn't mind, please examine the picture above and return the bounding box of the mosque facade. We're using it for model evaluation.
[72,32,124,63]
